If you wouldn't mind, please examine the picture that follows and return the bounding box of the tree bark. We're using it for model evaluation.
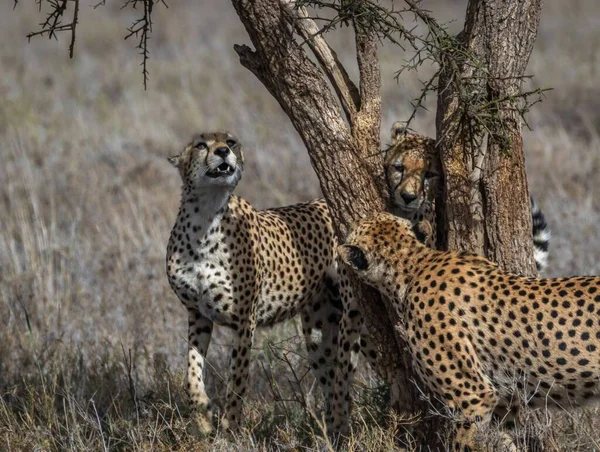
[436,0,543,276]
[230,0,438,442]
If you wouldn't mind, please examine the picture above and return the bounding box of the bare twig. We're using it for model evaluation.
[21,0,167,86]
[69,0,79,58]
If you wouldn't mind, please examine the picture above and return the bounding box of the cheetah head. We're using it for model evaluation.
[384,122,441,214]
[338,212,432,294]
[168,132,244,190]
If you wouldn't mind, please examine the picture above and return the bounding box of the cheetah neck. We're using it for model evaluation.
[386,247,426,303]
[177,186,233,237]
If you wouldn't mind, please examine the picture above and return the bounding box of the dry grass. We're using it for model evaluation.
[1,0,599,450]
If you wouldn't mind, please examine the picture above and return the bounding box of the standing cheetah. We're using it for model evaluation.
[166,132,341,432]
[339,211,600,450]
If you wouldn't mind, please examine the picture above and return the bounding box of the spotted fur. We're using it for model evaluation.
[340,212,600,451]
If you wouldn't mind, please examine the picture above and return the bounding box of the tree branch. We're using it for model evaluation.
[232,0,386,237]
[352,4,384,195]
[282,0,360,122]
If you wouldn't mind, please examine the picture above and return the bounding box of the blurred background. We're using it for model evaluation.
[1,0,599,449]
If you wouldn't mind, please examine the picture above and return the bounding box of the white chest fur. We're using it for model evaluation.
[167,190,239,324]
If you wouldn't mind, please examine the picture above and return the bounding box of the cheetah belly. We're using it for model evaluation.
[489,368,600,410]
[255,277,322,326]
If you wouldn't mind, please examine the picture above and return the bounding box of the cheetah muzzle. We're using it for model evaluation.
[206,161,235,178]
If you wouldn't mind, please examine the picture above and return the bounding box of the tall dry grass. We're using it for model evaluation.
[1,0,599,450]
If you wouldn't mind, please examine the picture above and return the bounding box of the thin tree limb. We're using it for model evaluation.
[282,0,360,122]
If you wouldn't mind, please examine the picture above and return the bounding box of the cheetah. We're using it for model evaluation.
[166,132,342,432]
[384,122,551,270]
[339,211,600,451]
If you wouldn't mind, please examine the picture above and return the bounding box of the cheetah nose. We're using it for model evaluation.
[214,147,230,158]
[400,192,417,204]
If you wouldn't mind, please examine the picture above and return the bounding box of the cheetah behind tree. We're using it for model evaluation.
[384,122,551,270]
[166,132,341,432]
[339,211,600,451]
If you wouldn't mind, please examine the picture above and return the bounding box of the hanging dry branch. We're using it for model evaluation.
[21,0,168,89]
[25,0,80,58]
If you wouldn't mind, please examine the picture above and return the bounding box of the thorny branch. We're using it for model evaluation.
[297,0,417,47]
[397,0,548,150]
[25,0,80,58]
[292,0,547,151]
[122,0,164,90]
[20,0,168,89]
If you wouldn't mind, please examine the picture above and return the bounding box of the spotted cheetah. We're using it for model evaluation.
[166,132,342,432]
[339,211,600,451]
[384,122,551,270]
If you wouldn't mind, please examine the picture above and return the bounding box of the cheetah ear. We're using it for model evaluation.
[391,121,406,144]
[339,245,369,271]
[412,220,434,245]
[167,154,182,168]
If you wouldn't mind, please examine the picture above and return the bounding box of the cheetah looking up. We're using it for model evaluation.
[339,211,600,451]
[384,122,551,271]
[166,132,341,432]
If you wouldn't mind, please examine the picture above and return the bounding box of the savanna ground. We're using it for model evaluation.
[1,0,599,450]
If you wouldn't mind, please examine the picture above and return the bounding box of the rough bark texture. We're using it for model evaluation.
[436,0,543,277]
[230,0,433,439]
[436,0,555,448]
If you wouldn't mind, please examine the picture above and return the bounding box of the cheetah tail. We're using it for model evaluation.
[530,196,551,272]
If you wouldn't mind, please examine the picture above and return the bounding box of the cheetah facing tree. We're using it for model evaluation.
[166,132,342,432]
[339,211,600,451]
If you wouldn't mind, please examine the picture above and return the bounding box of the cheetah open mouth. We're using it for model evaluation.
[206,162,235,178]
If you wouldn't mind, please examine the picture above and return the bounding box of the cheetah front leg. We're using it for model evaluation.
[221,315,257,431]
[186,308,214,434]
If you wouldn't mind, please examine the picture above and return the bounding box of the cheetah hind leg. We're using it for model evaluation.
[329,265,364,437]
[300,293,341,419]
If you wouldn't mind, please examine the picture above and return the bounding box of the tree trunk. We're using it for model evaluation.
[436,0,555,448]
[230,0,439,444]
[436,0,542,276]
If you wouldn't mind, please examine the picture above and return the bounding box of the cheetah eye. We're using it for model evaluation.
[226,139,236,147]
[393,163,404,173]
[345,245,369,271]
[195,142,207,150]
